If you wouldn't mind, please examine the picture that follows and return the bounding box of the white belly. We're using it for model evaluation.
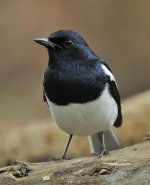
[46,85,118,136]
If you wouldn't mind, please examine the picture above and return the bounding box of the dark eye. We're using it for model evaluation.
[64,40,73,48]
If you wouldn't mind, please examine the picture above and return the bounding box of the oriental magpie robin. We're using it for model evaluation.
[34,30,122,159]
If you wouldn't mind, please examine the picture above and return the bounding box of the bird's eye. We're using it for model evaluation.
[64,40,73,48]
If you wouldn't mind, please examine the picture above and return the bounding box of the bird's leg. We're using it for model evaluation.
[61,134,73,160]
[98,132,109,157]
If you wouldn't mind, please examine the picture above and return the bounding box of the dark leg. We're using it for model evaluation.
[61,134,73,160]
[98,132,109,157]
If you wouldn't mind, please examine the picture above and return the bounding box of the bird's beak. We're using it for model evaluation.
[34,38,55,49]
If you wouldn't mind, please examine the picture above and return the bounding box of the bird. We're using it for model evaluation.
[34,30,122,159]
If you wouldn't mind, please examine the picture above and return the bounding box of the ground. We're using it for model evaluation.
[0,140,150,185]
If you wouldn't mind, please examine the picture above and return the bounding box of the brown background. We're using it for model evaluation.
[0,0,149,122]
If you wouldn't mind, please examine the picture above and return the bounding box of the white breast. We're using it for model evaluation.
[45,85,118,136]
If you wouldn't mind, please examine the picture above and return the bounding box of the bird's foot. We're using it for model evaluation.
[50,156,71,161]
[97,150,110,158]
[92,150,110,158]
[50,157,61,161]
[60,156,71,161]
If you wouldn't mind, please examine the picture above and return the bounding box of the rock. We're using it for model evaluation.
[0,140,150,185]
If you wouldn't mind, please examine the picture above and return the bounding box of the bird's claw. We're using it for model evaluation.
[97,150,110,158]
[50,156,71,161]
[92,150,110,158]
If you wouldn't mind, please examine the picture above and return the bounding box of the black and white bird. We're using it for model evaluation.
[34,30,122,159]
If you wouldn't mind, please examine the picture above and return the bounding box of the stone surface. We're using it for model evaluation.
[0,140,150,185]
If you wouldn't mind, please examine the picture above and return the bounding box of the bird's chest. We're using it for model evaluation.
[45,85,118,136]
[44,65,106,105]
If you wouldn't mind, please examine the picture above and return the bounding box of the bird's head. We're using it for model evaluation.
[34,30,96,64]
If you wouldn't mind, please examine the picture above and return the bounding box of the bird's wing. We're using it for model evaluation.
[101,62,122,127]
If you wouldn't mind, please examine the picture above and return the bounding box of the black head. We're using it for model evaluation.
[34,30,96,63]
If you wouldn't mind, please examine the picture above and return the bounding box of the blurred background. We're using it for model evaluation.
[0,0,149,167]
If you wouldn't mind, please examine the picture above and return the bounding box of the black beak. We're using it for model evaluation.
[34,38,55,49]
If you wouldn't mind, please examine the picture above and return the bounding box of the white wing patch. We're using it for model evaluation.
[101,64,118,87]
[101,64,115,81]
